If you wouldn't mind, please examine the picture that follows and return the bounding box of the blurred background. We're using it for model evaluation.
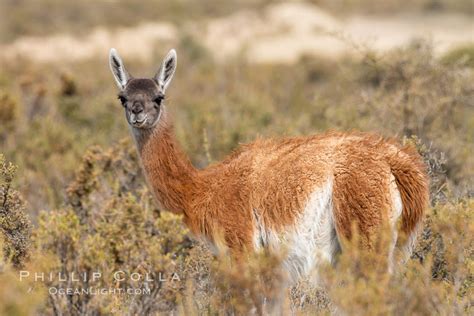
[1,0,472,215]
[0,1,473,314]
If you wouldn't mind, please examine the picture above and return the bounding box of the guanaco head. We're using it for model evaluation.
[109,48,177,129]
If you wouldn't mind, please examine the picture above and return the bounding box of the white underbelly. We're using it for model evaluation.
[253,180,340,281]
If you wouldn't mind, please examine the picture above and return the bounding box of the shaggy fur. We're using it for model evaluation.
[135,119,428,253]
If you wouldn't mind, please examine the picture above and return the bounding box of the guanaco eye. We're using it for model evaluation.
[117,95,127,106]
[153,95,164,106]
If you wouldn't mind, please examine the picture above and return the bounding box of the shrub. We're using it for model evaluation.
[0,155,31,268]
[442,44,474,68]
[320,199,473,315]
[0,237,46,315]
[33,141,193,314]
[0,155,45,315]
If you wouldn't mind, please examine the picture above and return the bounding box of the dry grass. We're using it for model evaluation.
[310,0,474,15]
[0,147,472,314]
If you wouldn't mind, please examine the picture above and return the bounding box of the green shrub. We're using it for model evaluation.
[442,44,474,68]
[0,156,45,315]
[33,142,193,314]
[0,155,31,268]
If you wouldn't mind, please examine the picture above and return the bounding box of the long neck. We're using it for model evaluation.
[132,111,198,215]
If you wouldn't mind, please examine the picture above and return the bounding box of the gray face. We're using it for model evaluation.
[118,79,164,129]
[109,48,177,129]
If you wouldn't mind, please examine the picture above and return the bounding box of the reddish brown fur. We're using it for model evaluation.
[330,134,429,247]
[134,109,429,255]
[387,145,429,234]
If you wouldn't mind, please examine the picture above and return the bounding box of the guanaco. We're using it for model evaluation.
[109,48,428,281]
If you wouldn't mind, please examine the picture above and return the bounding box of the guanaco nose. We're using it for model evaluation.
[131,102,144,114]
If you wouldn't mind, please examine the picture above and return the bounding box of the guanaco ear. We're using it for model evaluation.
[155,49,177,92]
[109,48,130,90]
